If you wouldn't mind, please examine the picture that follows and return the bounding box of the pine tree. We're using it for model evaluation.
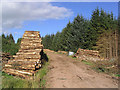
[69,15,90,52]
[9,34,15,43]
[2,34,6,39]
[41,7,118,59]
[2,33,19,55]
[52,31,61,51]
[88,8,100,49]
[59,21,72,51]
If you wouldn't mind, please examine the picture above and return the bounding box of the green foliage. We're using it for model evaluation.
[2,72,30,88]
[36,62,49,88]
[59,21,72,51]
[89,8,117,50]
[81,60,93,65]
[42,8,118,58]
[42,34,54,49]
[42,15,90,52]
[2,34,22,55]
[17,38,22,45]
[115,74,120,77]
[52,32,62,51]
[69,15,90,52]
[2,62,49,88]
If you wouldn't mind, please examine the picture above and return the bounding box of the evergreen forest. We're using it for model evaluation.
[42,8,119,59]
[1,8,119,59]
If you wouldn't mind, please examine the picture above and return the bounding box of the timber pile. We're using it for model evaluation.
[75,48,102,61]
[3,31,43,79]
[58,51,68,55]
[44,49,54,53]
[0,52,13,67]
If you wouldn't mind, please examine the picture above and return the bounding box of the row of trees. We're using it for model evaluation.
[42,8,118,59]
[1,34,22,55]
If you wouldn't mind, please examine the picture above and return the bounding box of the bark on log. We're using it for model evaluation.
[3,68,34,76]
[4,31,44,78]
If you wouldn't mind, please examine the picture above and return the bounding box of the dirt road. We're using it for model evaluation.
[44,50,118,88]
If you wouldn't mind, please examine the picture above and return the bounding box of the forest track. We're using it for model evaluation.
[44,50,118,88]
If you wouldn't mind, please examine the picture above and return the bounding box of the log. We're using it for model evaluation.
[18,49,42,52]
[8,60,41,64]
[20,45,43,50]
[20,43,42,46]
[13,55,41,59]
[4,64,12,67]
[3,68,34,76]
[16,52,40,55]
[18,66,36,70]
[14,57,41,60]
[21,39,42,42]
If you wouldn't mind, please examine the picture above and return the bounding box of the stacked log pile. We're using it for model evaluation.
[3,31,43,78]
[0,53,13,67]
[58,51,68,55]
[75,48,103,61]
[44,49,54,53]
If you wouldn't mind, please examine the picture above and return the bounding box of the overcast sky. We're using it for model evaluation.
[1,2,118,43]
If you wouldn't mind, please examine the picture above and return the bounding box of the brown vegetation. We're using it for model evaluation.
[95,30,118,60]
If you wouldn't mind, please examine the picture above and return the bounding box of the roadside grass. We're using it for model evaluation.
[0,71,2,89]
[69,55,77,60]
[80,59,119,78]
[2,72,30,88]
[34,62,49,88]
[81,60,93,66]
[2,62,49,88]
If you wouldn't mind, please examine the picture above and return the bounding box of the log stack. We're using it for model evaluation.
[58,51,68,55]
[0,52,13,67]
[44,49,55,53]
[76,48,100,57]
[3,31,43,78]
[75,48,102,61]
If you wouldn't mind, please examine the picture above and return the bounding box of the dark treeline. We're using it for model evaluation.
[1,34,22,55]
[42,8,118,59]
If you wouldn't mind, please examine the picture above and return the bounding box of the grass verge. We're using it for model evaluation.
[81,60,93,66]
[2,62,49,88]
[81,59,119,78]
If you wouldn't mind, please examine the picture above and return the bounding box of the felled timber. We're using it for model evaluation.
[44,49,55,53]
[3,68,34,79]
[58,51,68,55]
[1,53,13,67]
[3,31,43,78]
[75,48,102,61]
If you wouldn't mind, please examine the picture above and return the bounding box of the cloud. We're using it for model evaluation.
[2,0,54,2]
[2,2,73,29]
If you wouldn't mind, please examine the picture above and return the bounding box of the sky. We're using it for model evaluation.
[2,2,118,43]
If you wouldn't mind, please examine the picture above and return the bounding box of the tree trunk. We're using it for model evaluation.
[109,33,112,59]
[115,30,118,59]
